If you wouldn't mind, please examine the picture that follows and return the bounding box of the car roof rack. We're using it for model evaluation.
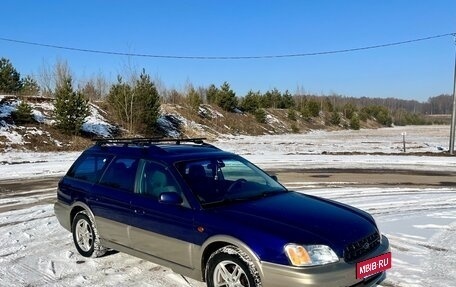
[93,137,218,149]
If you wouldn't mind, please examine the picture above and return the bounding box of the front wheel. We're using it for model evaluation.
[206,245,261,287]
[71,211,106,258]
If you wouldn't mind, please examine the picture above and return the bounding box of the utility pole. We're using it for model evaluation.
[449,34,456,155]
[402,132,407,153]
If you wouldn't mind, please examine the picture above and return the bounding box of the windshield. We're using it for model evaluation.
[176,157,287,206]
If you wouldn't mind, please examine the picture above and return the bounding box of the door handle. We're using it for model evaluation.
[134,209,145,215]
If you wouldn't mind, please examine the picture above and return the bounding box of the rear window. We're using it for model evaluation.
[67,154,112,183]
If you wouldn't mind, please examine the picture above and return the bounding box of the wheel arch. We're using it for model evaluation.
[200,235,263,281]
[70,202,96,228]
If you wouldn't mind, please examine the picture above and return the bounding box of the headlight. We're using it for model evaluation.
[284,244,339,266]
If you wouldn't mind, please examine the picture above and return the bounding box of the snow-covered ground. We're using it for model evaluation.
[217,125,448,155]
[0,181,454,286]
[0,125,455,286]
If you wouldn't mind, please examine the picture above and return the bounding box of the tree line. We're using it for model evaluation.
[0,57,452,136]
[0,58,160,136]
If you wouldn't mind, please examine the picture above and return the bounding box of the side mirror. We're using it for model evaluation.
[159,192,183,205]
[270,175,278,181]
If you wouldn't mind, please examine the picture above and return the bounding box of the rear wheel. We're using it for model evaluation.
[206,245,261,287]
[72,211,106,258]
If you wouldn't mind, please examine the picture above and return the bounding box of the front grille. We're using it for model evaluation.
[344,232,381,262]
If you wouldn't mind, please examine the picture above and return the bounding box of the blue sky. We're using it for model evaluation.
[1,0,455,101]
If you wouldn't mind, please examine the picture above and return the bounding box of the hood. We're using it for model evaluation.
[205,191,378,256]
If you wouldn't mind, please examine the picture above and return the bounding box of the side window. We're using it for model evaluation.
[137,160,182,200]
[99,158,139,192]
[67,154,112,183]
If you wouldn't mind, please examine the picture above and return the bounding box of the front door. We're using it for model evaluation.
[129,160,196,268]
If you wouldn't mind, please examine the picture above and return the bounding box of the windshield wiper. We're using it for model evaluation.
[236,189,289,202]
[201,189,289,208]
[201,197,240,208]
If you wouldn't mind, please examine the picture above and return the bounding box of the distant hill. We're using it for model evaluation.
[0,94,409,152]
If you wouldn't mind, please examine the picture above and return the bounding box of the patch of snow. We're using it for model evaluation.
[32,102,54,111]
[81,105,115,138]
[0,98,116,145]
[413,224,451,230]
[159,113,212,138]
[0,101,17,118]
[198,105,224,119]
[0,121,24,144]
[158,115,181,138]
[32,110,45,123]
[233,108,243,114]
[265,114,280,124]
[28,102,55,125]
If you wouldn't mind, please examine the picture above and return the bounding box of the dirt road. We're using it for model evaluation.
[0,168,454,214]
[1,168,454,198]
[272,168,456,188]
[0,176,59,213]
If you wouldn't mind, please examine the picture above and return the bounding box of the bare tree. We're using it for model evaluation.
[37,59,73,97]
[163,88,184,105]
[37,60,53,97]
[54,59,72,89]
[79,72,110,101]
[95,73,109,99]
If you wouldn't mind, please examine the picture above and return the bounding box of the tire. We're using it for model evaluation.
[71,211,106,258]
[206,245,262,287]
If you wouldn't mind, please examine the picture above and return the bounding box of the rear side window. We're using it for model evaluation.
[67,154,112,183]
[99,158,139,192]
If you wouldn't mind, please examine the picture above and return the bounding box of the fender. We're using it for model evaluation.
[70,201,98,229]
[199,234,265,279]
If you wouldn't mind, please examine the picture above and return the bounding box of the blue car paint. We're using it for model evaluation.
[190,192,378,265]
[59,144,381,267]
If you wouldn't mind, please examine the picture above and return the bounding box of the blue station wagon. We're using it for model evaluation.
[54,138,391,287]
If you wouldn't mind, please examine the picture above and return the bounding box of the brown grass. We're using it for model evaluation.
[0,102,387,152]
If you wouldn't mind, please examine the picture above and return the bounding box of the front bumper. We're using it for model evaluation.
[260,235,390,287]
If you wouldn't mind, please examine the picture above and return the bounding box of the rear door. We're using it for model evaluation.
[91,157,139,247]
[129,159,196,267]
[62,153,112,205]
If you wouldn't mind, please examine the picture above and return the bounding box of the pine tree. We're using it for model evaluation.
[107,76,134,132]
[254,108,267,123]
[281,90,295,109]
[350,113,361,130]
[12,100,34,124]
[240,90,261,113]
[187,86,202,113]
[343,103,357,119]
[216,82,238,112]
[21,75,40,96]
[306,99,320,117]
[287,108,297,121]
[134,70,161,134]
[0,58,22,93]
[206,84,219,104]
[329,111,341,125]
[108,71,161,135]
[53,77,90,135]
